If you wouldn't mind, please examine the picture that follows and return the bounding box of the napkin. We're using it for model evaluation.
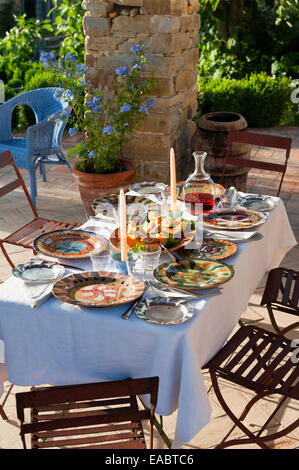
[203,229,257,241]
[22,280,54,308]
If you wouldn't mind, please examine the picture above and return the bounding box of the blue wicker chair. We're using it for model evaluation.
[0,87,73,206]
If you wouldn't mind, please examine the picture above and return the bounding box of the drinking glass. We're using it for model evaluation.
[90,249,111,271]
[138,247,162,275]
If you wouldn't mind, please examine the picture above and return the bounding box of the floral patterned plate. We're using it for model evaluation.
[52,271,145,308]
[33,229,107,260]
[172,181,225,201]
[203,209,267,230]
[154,258,234,290]
[177,239,237,261]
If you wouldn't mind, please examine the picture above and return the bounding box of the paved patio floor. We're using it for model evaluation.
[0,127,298,449]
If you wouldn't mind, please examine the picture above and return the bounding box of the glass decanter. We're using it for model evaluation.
[183,151,216,215]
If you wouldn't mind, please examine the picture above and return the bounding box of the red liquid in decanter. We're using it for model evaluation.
[184,192,215,215]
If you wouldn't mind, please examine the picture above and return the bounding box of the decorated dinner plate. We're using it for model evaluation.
[237,194,278,212]
[12,259,65,283]
[109,228,195,253]
[172,182,225,201]
[203,209,267,230]
[154,258,234,290]
[92,194,152,212]
[53,271,145,308]
[177,239,237,261]
[33,229,107,260]
[129,181,168,196]
[135,297,194,325]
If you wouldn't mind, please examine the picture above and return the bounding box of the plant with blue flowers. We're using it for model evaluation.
[40,44,157,174]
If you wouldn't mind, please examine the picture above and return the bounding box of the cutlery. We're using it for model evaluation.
[149,281,222,299]
[121,281,151,320]
[30,257,85,272]
[156,239,182,262]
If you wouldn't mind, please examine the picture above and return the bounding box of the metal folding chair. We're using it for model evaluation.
[221,131,292,196]
[261,267,299,337]
[203,325,299,449]
[0,150,80,268]
[16,377,159,449]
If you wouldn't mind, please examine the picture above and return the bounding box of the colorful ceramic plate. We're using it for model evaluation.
[177,239,237,261]
[203,209,267,230]
[109,228,195,253]
[237,194,278,212]
[154,258,234,290]
[33,229,107,260]
[53,271,145,308]
[135,297,194,325]
[12,259,65,283]
[171,181,225,201]
[92,194,152,211]
[129,181,168,196]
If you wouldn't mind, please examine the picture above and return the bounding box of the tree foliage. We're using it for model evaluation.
[198,0,299,79]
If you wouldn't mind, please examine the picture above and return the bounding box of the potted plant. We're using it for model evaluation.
[40,46,157,215]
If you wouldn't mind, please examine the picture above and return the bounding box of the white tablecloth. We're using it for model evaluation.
[0,200,296,448]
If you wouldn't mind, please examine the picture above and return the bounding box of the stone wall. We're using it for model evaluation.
[83,0,200,182]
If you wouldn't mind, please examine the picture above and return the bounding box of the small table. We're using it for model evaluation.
[0,200,296,448]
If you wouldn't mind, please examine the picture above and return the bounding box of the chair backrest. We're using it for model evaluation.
[0,150,38,218]
[16,377,159,449]
[261,267,299,315]
[0,87,71,141]
[221,131,292,196]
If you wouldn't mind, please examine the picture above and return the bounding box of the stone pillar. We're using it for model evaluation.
[83,0,200,182]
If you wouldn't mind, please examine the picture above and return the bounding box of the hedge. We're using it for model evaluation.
[198,73,295,127]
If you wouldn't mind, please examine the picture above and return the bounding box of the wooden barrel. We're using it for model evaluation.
[191,112,251,191]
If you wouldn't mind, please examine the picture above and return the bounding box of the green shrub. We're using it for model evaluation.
[198,73,294,127]
[12,69,61,131]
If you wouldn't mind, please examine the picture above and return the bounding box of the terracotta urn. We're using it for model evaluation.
[192,112,251,191]
[73,158,137,217]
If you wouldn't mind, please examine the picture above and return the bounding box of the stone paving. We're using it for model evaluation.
[0,127,298,449]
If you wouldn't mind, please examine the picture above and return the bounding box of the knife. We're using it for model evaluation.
[121,281,151,320]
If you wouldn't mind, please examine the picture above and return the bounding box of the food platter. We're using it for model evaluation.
[154,258,234,290]
[33,229,107,259]
[12,259,65,283]
[109,227,195,253]
[176,238,237,261]
[135,297,194,325]
[53,271,145,308]
[237,194,278,212]
[203,209,267,230]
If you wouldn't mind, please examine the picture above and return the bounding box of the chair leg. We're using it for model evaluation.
[0,383,14,420]
[210,371,270,449]
[58,151,73,173]
[0,242,15,268]
[39,162,47,182]
[29,171,37,207]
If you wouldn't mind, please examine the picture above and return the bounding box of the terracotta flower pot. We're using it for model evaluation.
[73,158,137,217]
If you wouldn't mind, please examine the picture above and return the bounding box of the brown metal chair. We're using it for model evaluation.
[15,376,159,449]
[261,267,299,337]
[203,325,299,449]
[221,131,292,196]
[0,150,80,268]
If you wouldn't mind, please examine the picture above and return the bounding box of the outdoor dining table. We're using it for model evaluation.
[0,198,296,448]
